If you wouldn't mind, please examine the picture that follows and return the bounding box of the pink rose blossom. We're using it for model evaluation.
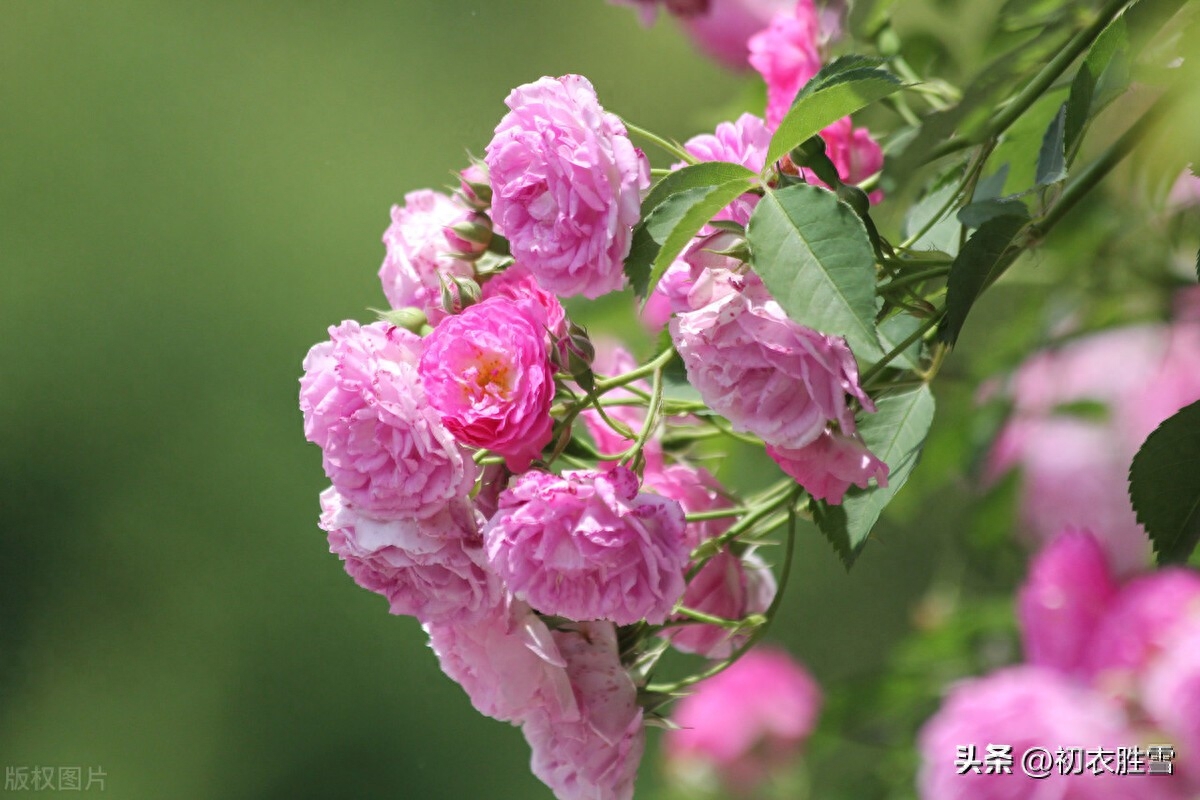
[420,297,555,471]
[318,488,500,623]
[986,313,1200,573]
[682,113,772,226]
[484,466,689,625]
[679,0,797,69]
[480,262,569,345]
[1141,619,1200,777]
[917,666,1158,800]
[1080,568,1200,685]
[816,117,885,201]
[670,271,873,449]
[523,621,645,800]
[749,1,824,128]
[486,74,650,299]
[1017,529,1118,675]
[767,428,888,503]
[300,321,476,519]
[1168,165,1200,210]
[643,462,734,550]
[424,597,579,725]
[665,646,821,793]
[378,190,475,323]
[670,549,776,658]
[609,0,710,25]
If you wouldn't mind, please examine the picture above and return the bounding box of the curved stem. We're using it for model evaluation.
[622,119,700,166]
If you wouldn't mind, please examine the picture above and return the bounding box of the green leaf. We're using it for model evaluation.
[1036,103,1068,186]
[1129,399,1200,565]
[957,198,1029,230]
[765,57,903,168]
[903,173,962,256]
[1064,16,1129,163]
[814,386,936,568]
[641,178,758,300]
[939,215,1027,345]
[641,162,758,220]
[747,184,882,359]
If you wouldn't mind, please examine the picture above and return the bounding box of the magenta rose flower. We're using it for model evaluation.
[748,0,823,128]
[378,189,475,323]
[522,621,645,800]
[664,646,821,793]
[916,666,1169,800]
[484,466,689,625]
[817,116,885,200]
[318,488,500,624]
[424,597,579,726]
[1017,529,1118,675]
[300,321,476,519]
[670,271,874,449]
[420,296,555,472]
[767,428,889,503]
[485,74,650,299]
[479,262,568,345]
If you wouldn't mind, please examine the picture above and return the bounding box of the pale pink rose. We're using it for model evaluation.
[300,321,476,519]
[318,488,500,623]
[643,462,734,550]
[670,271,873,449]
[669,549,776,659]
[917,666,1160,800]
[608,0,710,25]
[1141,619,1200,780]
[1080,569,1200,686]
[484,466,689,625]
[486,75,650,299]
[986,315,1200,573]
[767,428,888,503]
[749,1,824,128]
[378,190,475,323]
[665,646,821,793]
[523,621,645,800]
[1017,529,1118,675]
[480,262,569,345]
[424,597,579,725]
[420,297,555,472]
[682,113,772,226]
[642,229,750,331]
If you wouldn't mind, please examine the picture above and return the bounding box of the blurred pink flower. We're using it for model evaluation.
[670,270,874,449]
[424,596,579,725]
[484,466,689,625]
[986,311,1200,573]
[378,190,475,324]
[299,321,476,519]
[917,666,1160,800]
[1167,165,1200,210]
[420,297,555,471]
[523,621,645,800]
[1017,528,1118,675]
[767,428,888,503]
[680,0,797,69]
[665,646,821,793]
[486,74,649,299]
[748,0,824,129]
[319,488,500,623]
[816,116,885,201]
[1141,619,1200,776]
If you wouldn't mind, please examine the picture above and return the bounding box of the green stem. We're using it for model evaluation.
[685,506,752,522]
[594,348,676,393]
[925,0,1132,163]
[622,120,699,166]
[860,312,943,387]
[876,266,952,294]
[619,357,666,469]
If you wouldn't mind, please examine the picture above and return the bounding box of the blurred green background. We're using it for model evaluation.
[2,1,1195,798]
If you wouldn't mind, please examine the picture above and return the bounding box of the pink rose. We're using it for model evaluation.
[319,488,499,623]
[479,262,569,345]
[486,75,650,299]
[1168,165,1200,210]
[484,466,689,625]
[608,0,710,25]
[664,646,821,793]
[670,272,873,449]
[679,0,797,69]
[748,1,824,129]
[378,190,475,323]
[682,113,772,226]
[1080,569,1200,686]
[522,621,645,800]
[816,117,885,201]
[300,321,476,519]
[1016,529,1118,675]
[767,428,888,503]
[917,666,1158,800]
[420,297,555,472]
[424,597,579,725]
[1141,619,1200,781]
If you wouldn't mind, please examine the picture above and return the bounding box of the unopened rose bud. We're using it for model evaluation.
[458,162,492,210]
[373,306,427,333]
[443,212,493,257]
[438,274,481,316]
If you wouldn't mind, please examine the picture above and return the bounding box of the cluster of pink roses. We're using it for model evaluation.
[303,64,891,798]
[918,529,1200,799]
